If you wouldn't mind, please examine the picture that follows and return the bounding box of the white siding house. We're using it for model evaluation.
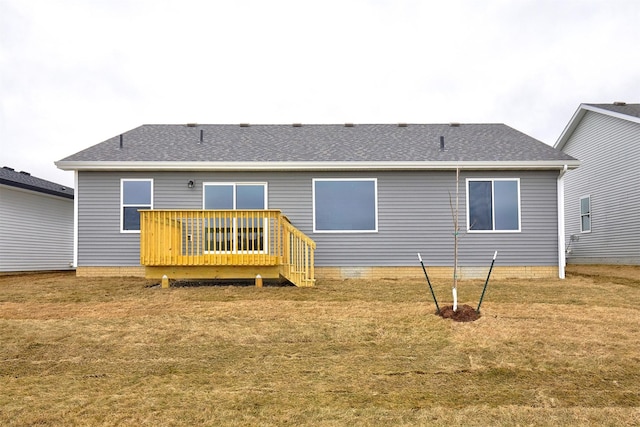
[0,167,74,272]
[555,103,640,265]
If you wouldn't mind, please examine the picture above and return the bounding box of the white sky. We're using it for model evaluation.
[1,0,638,188]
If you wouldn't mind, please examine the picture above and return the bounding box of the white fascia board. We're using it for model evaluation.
[55,160,580,172]
[0,183,74,201]
[555,103,640,151]
[554,105,587,150]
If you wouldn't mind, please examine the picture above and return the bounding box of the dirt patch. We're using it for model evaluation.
[438,304,480,322]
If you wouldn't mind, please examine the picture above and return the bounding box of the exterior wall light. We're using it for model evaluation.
[187,180,195,189]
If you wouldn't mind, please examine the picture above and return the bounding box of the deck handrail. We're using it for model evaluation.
[280,215,316,287]
[139,210,315,286]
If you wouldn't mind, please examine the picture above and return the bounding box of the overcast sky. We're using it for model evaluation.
[1,0,638,188]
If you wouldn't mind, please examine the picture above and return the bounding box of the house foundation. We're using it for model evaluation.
[75,265,559,280]
[314,266,559,281]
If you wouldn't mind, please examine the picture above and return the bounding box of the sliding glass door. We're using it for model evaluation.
[203,183,267,253]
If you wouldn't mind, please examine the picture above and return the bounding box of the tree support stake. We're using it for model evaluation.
[476,251,498,313]
[418,253,440,314]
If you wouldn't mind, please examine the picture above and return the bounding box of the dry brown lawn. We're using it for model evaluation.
[1,265,639,426]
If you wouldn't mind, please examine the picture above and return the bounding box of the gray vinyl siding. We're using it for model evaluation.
[77,169,560,268]
[0,185,74,271]
[562,111,640,264]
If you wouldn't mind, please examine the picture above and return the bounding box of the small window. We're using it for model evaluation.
[580,196,591,233]
[121,179,153,232]
[467,179,520,232]
[313,178,378,232]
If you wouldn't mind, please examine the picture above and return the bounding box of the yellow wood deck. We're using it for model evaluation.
[139,210,315,287]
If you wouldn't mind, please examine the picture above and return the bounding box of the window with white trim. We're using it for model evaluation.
[580,195,591,233]
[203,183,267,210]
[467,178,520,232]
[121,179,153,232]
[203,183,267,252]
[313,178,378,232]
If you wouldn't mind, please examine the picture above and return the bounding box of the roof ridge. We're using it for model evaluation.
[137,122,511,127]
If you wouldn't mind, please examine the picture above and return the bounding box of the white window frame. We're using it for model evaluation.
[312,178,378,233]
[120,178,153,233]
[202,182,268,254]
[580,195,591,233]
[202,182,268,210]
[466,178,521,233]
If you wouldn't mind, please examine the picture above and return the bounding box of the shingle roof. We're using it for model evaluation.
[585,103,640,119]
[0,166,74,199]
[57,123,576,168]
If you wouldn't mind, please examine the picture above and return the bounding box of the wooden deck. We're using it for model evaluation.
[139,210,315,287]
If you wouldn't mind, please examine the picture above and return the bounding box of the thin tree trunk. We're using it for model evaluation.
[451,167,459,311]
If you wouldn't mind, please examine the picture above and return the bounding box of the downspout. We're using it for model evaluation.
[557,165,568,279]
[73,170,79,269]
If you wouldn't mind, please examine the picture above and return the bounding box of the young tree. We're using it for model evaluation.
[449,167,461,312]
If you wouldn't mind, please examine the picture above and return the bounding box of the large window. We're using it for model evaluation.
[580,195,591,233]
[121,179,153,232]
[313,178,378,232]
[203,183,267,252]
[467,179,520,232]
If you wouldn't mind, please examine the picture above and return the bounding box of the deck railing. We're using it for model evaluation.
[139,210,316,286]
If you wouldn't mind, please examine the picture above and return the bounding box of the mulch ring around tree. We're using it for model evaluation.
[438,304,480,322]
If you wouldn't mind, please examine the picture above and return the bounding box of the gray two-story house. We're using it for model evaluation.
[555,103,640,265]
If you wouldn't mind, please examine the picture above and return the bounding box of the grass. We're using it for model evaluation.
[1,266,639,426]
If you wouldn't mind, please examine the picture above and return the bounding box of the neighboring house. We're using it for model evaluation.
[0,166,74,272]
[56,123,578,285]
[554,103,640,265]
